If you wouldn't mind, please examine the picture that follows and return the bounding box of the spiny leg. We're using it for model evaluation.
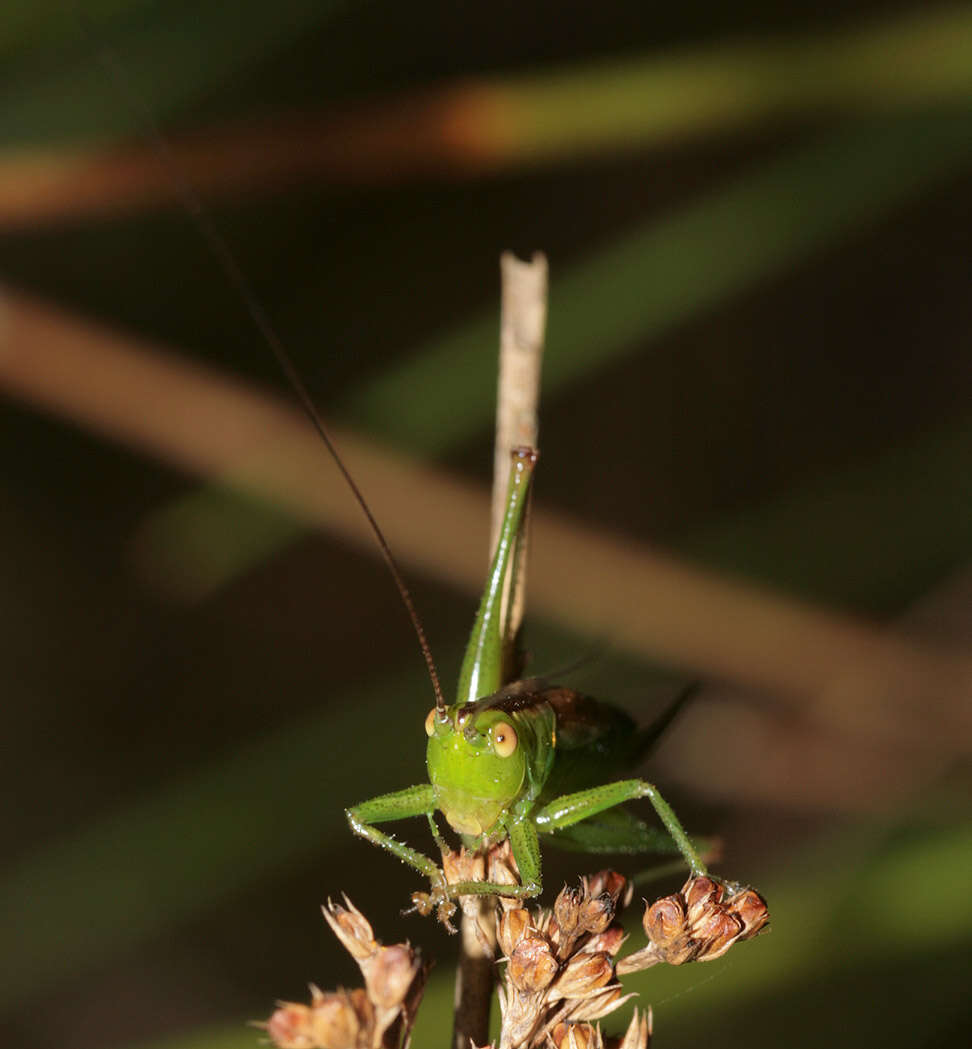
[543,807,683,854]
[423,818,543,900]
[345,783,441,882]
[533,778,707,877]
[427,812,450,855]
[544,807,719,862]
[348,787,541,923]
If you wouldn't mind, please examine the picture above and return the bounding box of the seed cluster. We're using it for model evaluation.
[264,898,428,1049]
[495,871,638,1049]
[617,876,769,974]
[262,869,769,1049]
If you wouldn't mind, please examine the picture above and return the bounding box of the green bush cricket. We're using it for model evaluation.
[346,446,709,927]
[64,21,714,933]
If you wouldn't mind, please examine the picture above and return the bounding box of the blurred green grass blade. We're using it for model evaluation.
[679,419,972,610]
[131,487,304,601]
[343,109,972,452]
[7,5,972,164]
[0,0,342,143]
[496,5,972,163]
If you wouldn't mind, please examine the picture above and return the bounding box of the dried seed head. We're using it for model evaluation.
[729,887,771,940]
[583,925,626,958]
[365,944,421,1010]
[684,876,724,920]
[265,989,369,1049]
[266,900,428,1049]
[684,876,770,962]
[621,875,771,970]
[552,1021,602,1049]
[579,893,617,936]
[564,984,630,1024]
[509,935,559,993]
[643,894,688,954]
[692,907,743,962]
[616,1007,651,1049]
[551,952,614,1000]
[266,1002,318,1049]
[488,839,521,891]
[322,898,377,961]
[443,846,486,886]
[498,907,532,956]
[585,871,628,906]
[554,885,585,942]
[311,990,366,1049]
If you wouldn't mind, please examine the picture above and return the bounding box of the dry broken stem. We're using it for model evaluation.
[262,858,768,1049]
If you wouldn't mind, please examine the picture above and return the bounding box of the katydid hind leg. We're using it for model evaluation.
[542,807,680,854]
[533,778,708,876]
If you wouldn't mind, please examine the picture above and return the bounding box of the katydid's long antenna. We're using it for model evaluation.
[82,17,446,711]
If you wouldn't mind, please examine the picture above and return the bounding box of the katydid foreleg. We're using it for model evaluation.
[345,789,542,905]
[345,784,442,881]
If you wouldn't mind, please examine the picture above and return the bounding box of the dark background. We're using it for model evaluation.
[0,3,970,1048]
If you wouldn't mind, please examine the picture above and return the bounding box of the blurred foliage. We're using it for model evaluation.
[0,3,970,1049]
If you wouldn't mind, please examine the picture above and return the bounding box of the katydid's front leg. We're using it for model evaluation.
[415,818,543,901]
[345,783,442,882]
[346,787,541,911]
[533,778,708,877]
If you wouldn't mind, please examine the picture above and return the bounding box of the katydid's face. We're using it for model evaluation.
[425,706,526,837]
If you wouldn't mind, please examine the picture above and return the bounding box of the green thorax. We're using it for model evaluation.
[426,688,556,838]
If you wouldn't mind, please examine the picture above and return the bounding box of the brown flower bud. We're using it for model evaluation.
[643,893,686,950]
[584,924,626,957]
[683,876,724,921]
[618,1007,652,1049]
[579,892,616,936]
[555,885,585,941]
[567,984,630,1023]
[728,888,770,940]
[586,871,627,904]
[487,839,521,889]
[345,988,374,1030]
[443,847,485,886]
[551,951,614,999]
[313,990,368,1049]
[266,1003,317,1049]
[509,935,559,993]
[498,908,532,956]
[322,898,377,961]
[561,1022,600,1049]
[364,944,420,1009]
[551,1022,571,1048]
[692,908,743,963]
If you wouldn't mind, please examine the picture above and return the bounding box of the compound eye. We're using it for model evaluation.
[425,709,436,737]
[492,721,518,758]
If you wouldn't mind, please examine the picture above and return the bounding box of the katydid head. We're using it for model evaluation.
[424,703,528,837]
